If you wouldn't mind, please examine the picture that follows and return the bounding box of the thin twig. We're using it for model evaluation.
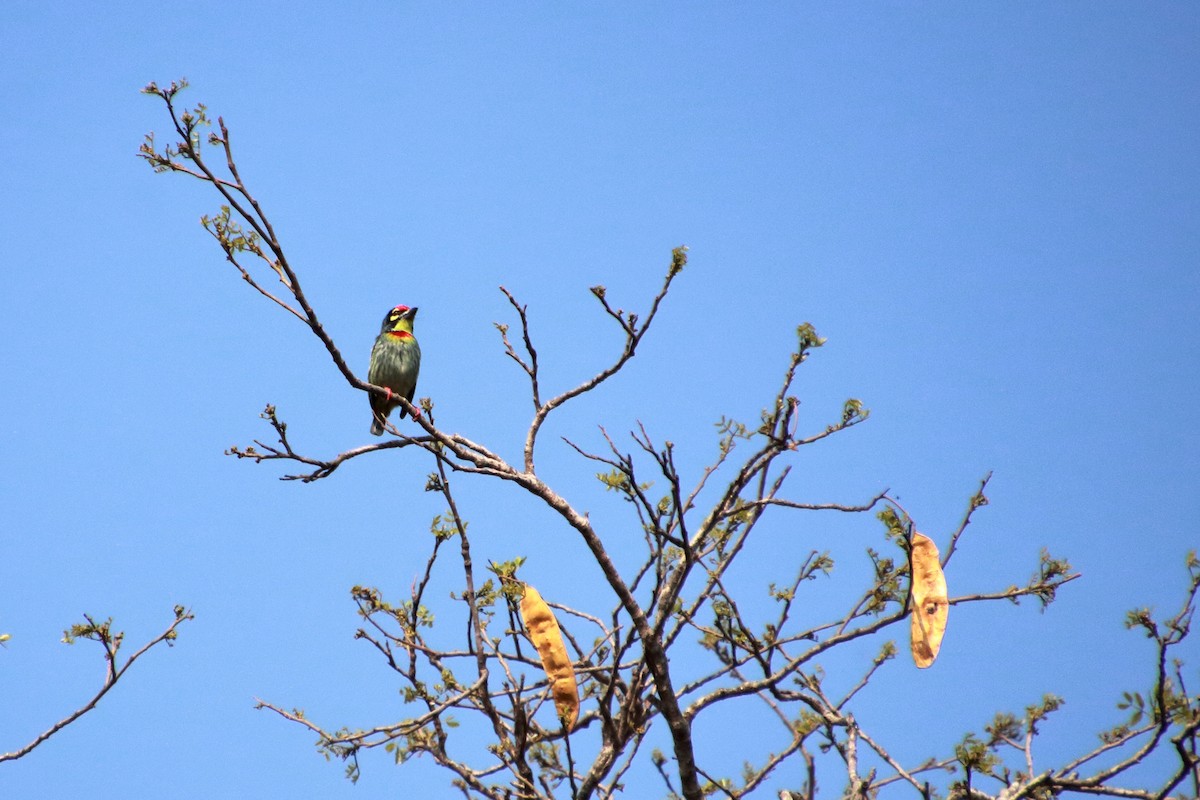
[0,608,193,763]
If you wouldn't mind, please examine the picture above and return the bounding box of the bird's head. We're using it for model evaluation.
[380,305,419,336]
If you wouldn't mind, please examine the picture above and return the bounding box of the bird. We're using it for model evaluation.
[367,304,421,435]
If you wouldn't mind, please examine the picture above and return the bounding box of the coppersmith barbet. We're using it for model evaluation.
[368,305,421,435]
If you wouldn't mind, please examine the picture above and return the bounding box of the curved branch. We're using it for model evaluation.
[516,248,687,475]
[0,607,193,763]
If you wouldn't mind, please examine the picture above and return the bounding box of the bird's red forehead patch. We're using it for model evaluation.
[392,305,410,314]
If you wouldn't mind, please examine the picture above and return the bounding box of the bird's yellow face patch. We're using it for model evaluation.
[380,305,417,334]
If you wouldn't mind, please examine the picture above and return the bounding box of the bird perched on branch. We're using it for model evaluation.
[368,305,421,435]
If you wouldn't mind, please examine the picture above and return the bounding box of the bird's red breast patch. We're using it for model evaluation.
[387,330,414,339]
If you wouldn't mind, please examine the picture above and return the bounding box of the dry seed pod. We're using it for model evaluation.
[519,584,579,731]
[909,532,948,668]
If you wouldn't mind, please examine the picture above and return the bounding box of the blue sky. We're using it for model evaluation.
[1,3,1198,798]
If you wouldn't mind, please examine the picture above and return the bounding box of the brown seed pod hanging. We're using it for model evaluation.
[909,532,949,668]
[519,584,579,731]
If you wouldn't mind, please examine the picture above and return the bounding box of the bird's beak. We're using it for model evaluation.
[404,306,419,320]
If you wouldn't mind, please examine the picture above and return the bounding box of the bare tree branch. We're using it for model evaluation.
[1,607,193,763]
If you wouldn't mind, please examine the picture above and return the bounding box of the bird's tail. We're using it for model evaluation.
[370,415,385,436]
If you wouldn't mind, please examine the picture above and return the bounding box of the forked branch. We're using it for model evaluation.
[1,607,193,763]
